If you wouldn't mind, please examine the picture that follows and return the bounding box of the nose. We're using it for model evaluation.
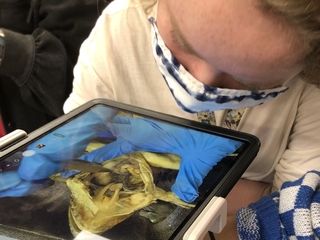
[184,59,222,86]
[186,62,243,89]
[190,66,250,90]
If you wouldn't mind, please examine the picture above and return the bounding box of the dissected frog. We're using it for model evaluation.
[54,151,194,236]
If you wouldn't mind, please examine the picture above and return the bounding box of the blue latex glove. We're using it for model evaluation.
[0,105,117,197]
[0,171,47,197]
[0,151,45,197]
[78,116,243,202]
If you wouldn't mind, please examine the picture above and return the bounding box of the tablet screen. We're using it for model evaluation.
[0,100,259,240]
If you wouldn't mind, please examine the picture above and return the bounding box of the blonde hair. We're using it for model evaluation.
[257,0,320,86]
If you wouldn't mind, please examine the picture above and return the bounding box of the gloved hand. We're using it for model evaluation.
[0,151,48,197]
[0,105,117,197]
[78,116,243,202]
[236,170,320,240]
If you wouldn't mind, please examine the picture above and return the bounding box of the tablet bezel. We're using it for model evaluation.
[0,99,260,240]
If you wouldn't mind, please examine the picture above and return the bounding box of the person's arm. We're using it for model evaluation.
[0,28,68,117]
[209,179,269,240]
[204,216,238,240]
[273,83,320,190]
[226,178,271,215]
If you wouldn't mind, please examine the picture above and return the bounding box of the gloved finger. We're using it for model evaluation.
[79,137,137,163]
[60,169,79,178]
[0,180,45,197]
[0,172,22,191]
[18,155,66,181]
[109,115,132,125]
[107,116,157,142]
[0,172,45,197]
[171,137,243,202]
[60,138,138,178]
[108,116,165,140]
[171,157,211,202]
[17,109,115,181]
[108,117,179,152]
[195,138,243,165]
[91,105,118,125]
[109,116,243,156]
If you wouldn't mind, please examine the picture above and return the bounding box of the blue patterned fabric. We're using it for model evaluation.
[236,170,320,239]
[149,17,289,113]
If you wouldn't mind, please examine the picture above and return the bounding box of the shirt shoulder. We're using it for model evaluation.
[102,0,156,17]
[103,0,131,15]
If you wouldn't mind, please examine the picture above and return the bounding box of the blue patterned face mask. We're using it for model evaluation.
[149,17,288,113]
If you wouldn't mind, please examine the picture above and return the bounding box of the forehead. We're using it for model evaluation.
[166,0,304,81]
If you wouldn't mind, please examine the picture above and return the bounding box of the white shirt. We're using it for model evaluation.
[64,0,320,191]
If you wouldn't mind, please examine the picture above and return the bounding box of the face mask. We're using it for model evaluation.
[149,17,288,113]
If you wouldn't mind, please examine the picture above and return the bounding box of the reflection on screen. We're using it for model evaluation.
[0,105,244,240]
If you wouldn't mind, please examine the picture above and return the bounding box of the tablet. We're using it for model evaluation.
[0,99,260,240]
